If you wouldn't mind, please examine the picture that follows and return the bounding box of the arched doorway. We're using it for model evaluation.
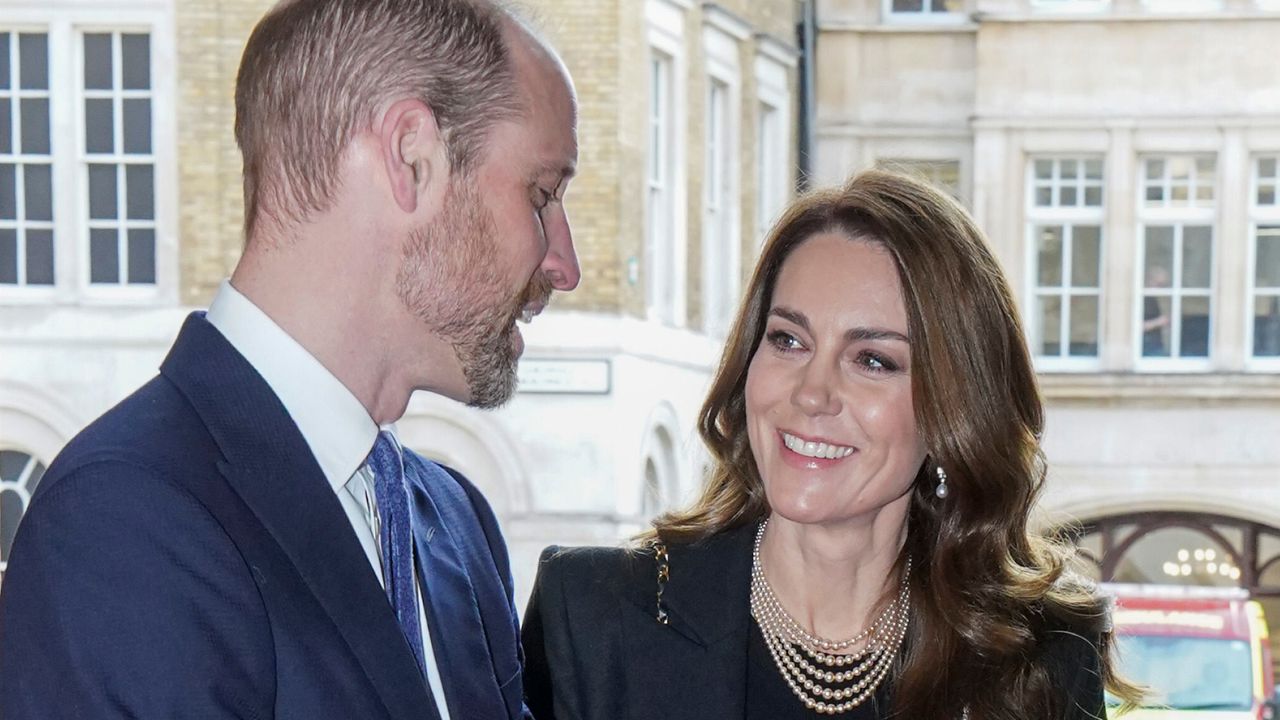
[1058,511,1280,679]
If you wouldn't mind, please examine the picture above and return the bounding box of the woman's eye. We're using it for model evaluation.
[766,330,803,353]
[856,351,899,373]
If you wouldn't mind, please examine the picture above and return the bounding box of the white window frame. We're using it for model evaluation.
[883,0,968,24]
[1247,153,1280,370]
[645,0,688,328]
[700,18,742,339]
[0,3,176,308]
[0,447,47,581]
[1134,155,1217,372]
[1025,156,1106,372]
[753,45,792,249]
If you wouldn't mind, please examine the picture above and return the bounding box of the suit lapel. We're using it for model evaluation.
[619,525,755,720]
[160,313,440,720]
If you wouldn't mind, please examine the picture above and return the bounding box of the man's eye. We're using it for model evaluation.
[534,188,554,211]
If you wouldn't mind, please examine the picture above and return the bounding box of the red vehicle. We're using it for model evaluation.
[1104,584,1278,720]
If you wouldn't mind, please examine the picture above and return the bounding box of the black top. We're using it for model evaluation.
[746,619,888,720]
[522,523,1107,720]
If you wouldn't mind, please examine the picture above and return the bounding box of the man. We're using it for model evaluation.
[0,1,578,718]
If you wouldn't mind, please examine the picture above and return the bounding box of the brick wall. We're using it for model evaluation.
[173,0,801,323]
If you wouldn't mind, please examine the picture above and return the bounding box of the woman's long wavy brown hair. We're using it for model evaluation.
[649,170,1142,718]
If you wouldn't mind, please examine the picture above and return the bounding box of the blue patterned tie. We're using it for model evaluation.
[365,431,426,675]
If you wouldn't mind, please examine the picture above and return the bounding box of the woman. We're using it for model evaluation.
[521,171,1141,719]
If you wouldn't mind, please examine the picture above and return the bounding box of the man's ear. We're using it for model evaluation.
[380,98,449,213]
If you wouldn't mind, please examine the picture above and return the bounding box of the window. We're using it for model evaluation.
[753,48,792,246]
[1,449,47,582]
[877,159,962,203]
[701,76,738,337]
[0,16,166,302]
[645,49,680,326]
[1138,156,1216,365]
[84,32,157,287]
[886,0,965,18]
[0,32,54,289]
[1027,158,1105,365]
[1251,155,1280,361]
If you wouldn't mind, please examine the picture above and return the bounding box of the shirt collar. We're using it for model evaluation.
[207,279,381,492]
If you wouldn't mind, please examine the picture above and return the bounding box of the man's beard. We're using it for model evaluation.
[395,178,552,409]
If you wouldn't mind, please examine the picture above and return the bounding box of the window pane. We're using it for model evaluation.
[1196,156,1216,182]
[1,488,24,564]
[0,98,10,154]
[1146,159,1164,181]
[1085,159,1103,181]
[26,228,53,285]
[1254,295,1280,357]
[1261,158,1278,178]
[126,164,153,219]
[18,34,47,90]
[0,228,15,283]
[121,34,150,90]
[1072,226,1101,287]
[1061,160,1080,182]
[1169,157,1192,184]
[85,98,114,154]
[1142,295,1172,357]
[1182,226,1213,289]
[894,0,926,11]
[1084,186,1102,207]
[0,35,9,90]
[1257,227,1280,288]
[1145,184,1163,205]
[1037,225,1063,286]
[1261,184,1277,207]
[89,164,118,220]
[1069,295,1099,357]
[1037,295,1062,356]
[1035,186,1052,206]
[83,34,113,90]
[1171,184,1188,204]
[1196,183,1214,204]
[122,99,151,154]
[0,163,13,219]
[1061,186,1078,206]
[1144,227,1175,288]
[1180,295,1210,357]
[127,228,155,284]
[1035,160,1053,181]
[23,164,51,221]
[89,228,119,283]
[19,98,49,155]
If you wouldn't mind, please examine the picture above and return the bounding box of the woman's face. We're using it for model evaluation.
[745,232,928,528]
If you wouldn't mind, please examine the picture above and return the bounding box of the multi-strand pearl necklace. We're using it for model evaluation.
[749,520,912,715]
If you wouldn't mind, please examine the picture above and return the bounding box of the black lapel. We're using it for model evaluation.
[159,313,440,720]
[619,524,755,720]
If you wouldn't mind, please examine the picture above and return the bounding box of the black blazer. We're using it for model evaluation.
[522,523,1108,720]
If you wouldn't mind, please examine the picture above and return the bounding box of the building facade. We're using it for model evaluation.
[814,0,1280,658]
[0,0,802,606]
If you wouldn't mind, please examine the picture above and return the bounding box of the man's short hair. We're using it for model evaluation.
[234,0,522,236]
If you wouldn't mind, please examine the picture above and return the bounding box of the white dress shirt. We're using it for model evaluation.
[207,280,452,720]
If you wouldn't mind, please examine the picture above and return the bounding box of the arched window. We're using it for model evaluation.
[1,449,47,580]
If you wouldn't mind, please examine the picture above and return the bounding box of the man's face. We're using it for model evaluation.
[396,55,578,408]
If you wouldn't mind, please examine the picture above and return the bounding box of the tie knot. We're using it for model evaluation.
[367,430,403,487]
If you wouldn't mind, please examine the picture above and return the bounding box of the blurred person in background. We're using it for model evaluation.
[0,0,578,718]
[521,171,1141,720]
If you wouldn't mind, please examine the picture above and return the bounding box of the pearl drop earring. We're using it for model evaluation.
[935,465,950,499]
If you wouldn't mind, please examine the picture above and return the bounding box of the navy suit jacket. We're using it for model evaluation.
[0,313,527,720]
